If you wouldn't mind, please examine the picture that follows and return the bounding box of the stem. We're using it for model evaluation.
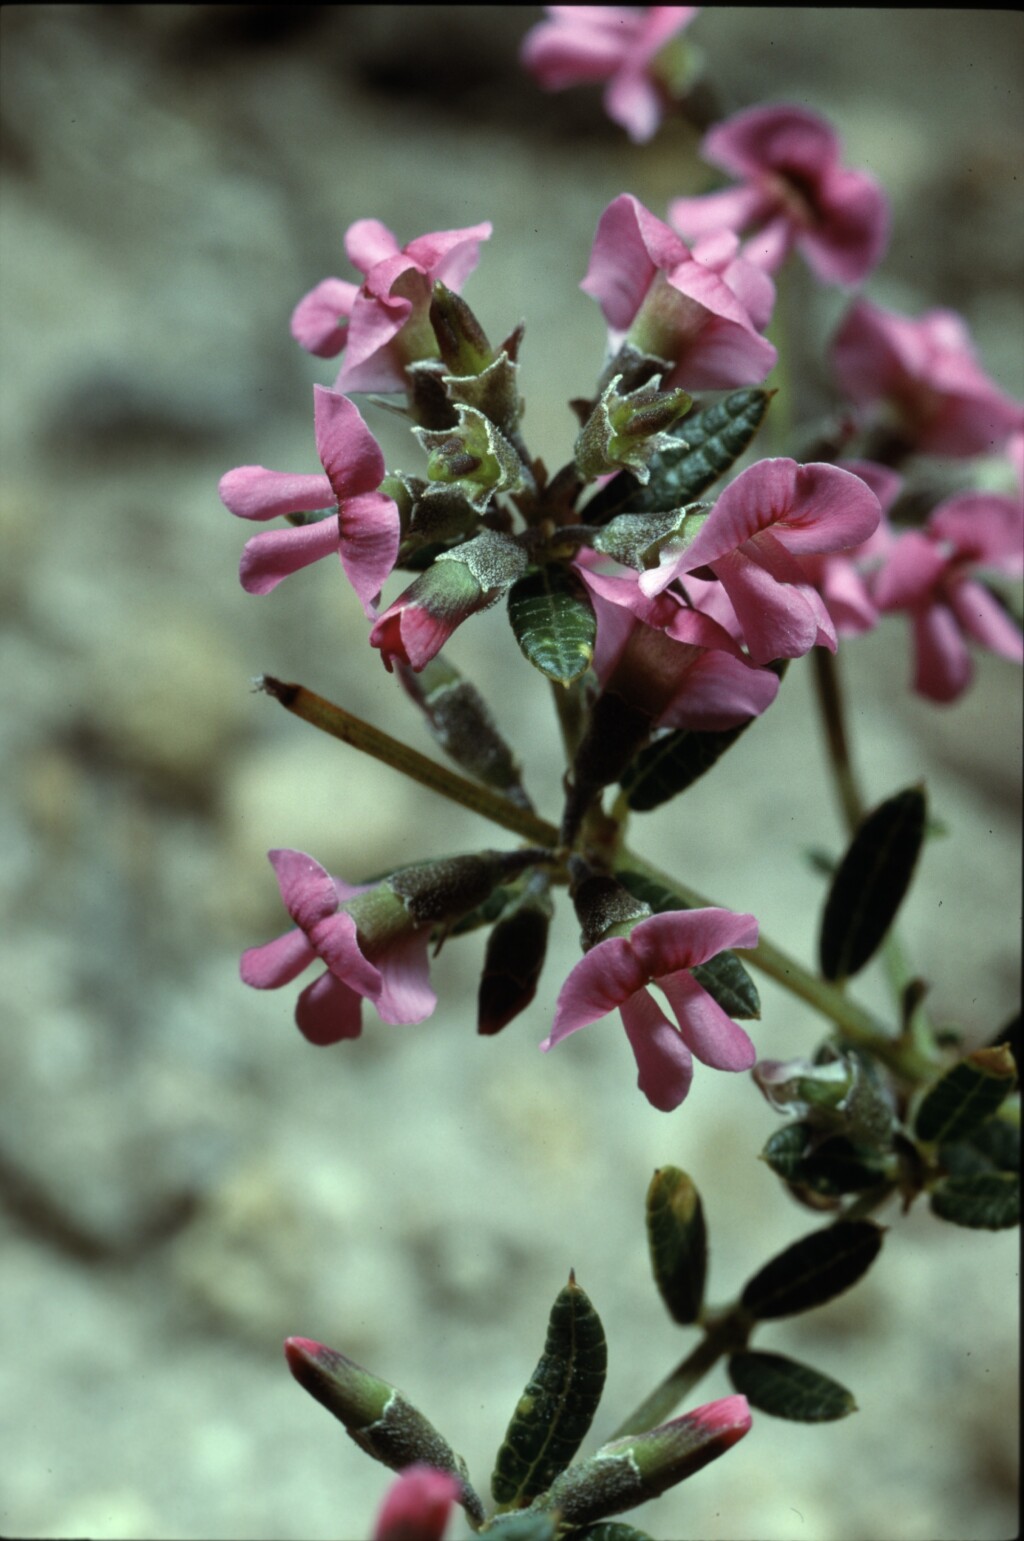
[811,648,864,833]
[258,676,557,850]
[608,1310,747,1440]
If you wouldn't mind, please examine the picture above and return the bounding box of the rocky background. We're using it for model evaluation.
[1,8,1020,1540]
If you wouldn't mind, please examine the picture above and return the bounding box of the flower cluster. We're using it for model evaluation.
[223,93,1020,1120]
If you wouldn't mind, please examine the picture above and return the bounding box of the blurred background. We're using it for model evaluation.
[1,8,1020,1539]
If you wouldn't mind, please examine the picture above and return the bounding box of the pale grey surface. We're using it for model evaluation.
[1,8,1020,1540]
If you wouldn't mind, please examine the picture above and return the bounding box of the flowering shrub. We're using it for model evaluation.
[221,10,1021,1536]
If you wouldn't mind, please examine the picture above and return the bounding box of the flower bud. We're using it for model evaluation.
[575,374,692,483]
[389,848,551,928]
[370,532,527,672]
[398,656,532,808]
[535,1397,751,1529]
[571,869,653,951]
[478,879,554,1035]
[283,1340,485,1527]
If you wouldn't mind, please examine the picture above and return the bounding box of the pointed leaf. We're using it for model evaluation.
[646,1167,708,1325]
[913,1045,1017,1144]
[741,1220,884,1320]
[508,564,597,685]
[576,1526,655,1541]
[727,1351,856,1422]
[615,867,760,1020]
[929,1171,1020,1230]
[819,786,927,982]
[491,1274,607,1511]
[584,388,772,522]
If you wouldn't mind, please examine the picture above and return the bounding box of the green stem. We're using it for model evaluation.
[607,1309,748,1440]
[258,676,557,850]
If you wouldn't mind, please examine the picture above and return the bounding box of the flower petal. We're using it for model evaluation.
[947,579,1024,663]
[373,931,437,1024]
[338,491,402,618]
[629,907,759,979]
[294,971,364,1046]
[313,386,387,499]
[268,848,341,933]
[240,928,315,989]
[660,970,757,1069]
[543,935,649,1048]
[219,466,334,522]
[309,911,383,1000]
[290,278,359,358]
[619,987,694,1110]
[910,602,972,702]
[238,519,341,596]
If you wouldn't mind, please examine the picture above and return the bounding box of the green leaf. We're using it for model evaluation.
[615,867,760,1020]
[484,1512,558,1541]
[626,389,773,511]
[761,1126,889,1197]
[507,564,597,685]
[913,1044,1017,1144]
[621,722,752,810]
[818,786,927,982]
[491,1273,608,1511]
[727,1351,856,1422]
[940,1116,1020,1178]
[741,1220,884,1320]
[646,1167,707,1325]
[929,1171,1020,1230]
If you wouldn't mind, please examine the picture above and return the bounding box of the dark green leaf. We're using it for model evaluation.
[615,867,760,1020]
[727,1351,856,1422]
[491,1274,607,1511]
[929,1171,1020,1230]
[940,1116,1020,1178]
[741,1221,884,1320]
[646,1167,707,1325]
[819,786,927,982]
[625,389,773,511]
[508,564,597,685]
[762,1127,889,1196]
[913,1045,1017,1144]
[621,722,752,810]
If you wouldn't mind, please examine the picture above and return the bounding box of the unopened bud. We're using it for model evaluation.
[575,375,692,484]
[430,282,494,376]
[415,405,524,511]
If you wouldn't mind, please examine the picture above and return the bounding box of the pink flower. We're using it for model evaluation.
[669,104,889,285]
[872,490,1024,701]
[542,906,759,1111]
[218,387,399,616]
[371,533,527,672]
[521,6,699,144]
[581,194,777,391]
[241,850,436,1046]
[666,459,882,664]
[373,1466,459,1541]
[796,460,903,637]
[831,298,1024,458]
[580,566,780,728]
[290,218,492,394]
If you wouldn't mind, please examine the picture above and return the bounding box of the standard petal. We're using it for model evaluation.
[543,935,650,1047]
[629,907,759,979]
[709,545,832,665]
[660,970,757,1070]
[313,386,386,499]
[344,218,401,274]
[619,987,694,1111]
[373,932,437,1025]
[238,519,341,596]
[872,531,948,611]
[240,928,315,989]
[703,104,839,181]
[682,459,879,568]
[268,849,341,933]
[405,222,493,289]
[947,579,1024,663]
[659,648,779,730]
[294,971,364,1046]
[581,194,687,330]
[928,492,1024,572]
[219,466,334,522]
[668,185,769,243]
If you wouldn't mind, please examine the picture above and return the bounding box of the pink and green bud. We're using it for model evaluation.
[415,406,525,512]
[371,531,528,672]
[387,848,554,928]
[284,1341,485,1527]
[575,375,692,483]
[535,1396,752,1526]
